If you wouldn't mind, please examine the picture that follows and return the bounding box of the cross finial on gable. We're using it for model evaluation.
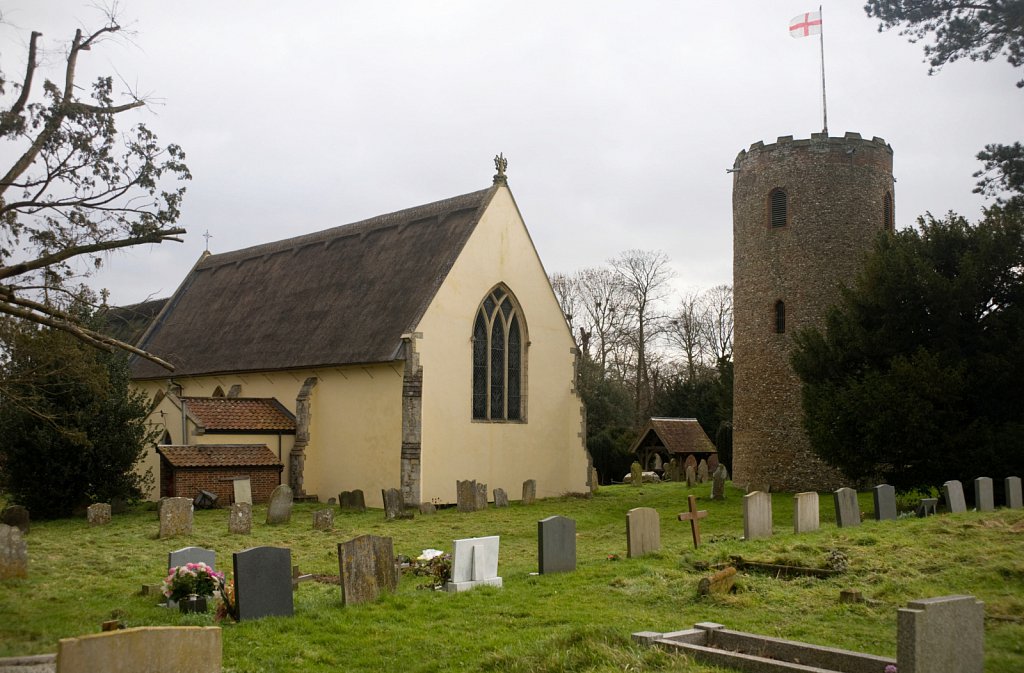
[493,153,508,185]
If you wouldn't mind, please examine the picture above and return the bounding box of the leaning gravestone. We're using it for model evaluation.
[382,488,411,520]
[338,534,397,605]
[168,546,216,572]
[696,459,709,484]
[456,480,477,512]
[685,464,697,487]
[711,464,728,500]
[339,489,366,513]
[475,482,489,510]
[793,492,819,533]
[943,480,967,513]
[87,503,111,526]
[897,595,984,673]
[266,485,294,525]
[229,502,252,534]
[446,535,502,592]
[626,507,660,558]
[973,477,994,512]
[873,484,897,521]
[522,479,537,504]
[629,461,643,486]
[55,626,222,673]
[493,488,509,508]
[312,509,334,531]
[538,516,576,574]
[233,546,293,620]
[743,491,772,540]
[232,477,253,506]
[0,505,29,534]
[1006,476,1023,509]
[159,497,193,538]
[0,523,28,579]
[834,487,861,528]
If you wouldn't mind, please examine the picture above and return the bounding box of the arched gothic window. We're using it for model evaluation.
[769,188,787,228]
[883,191,894,231]
[774,300,786,334]
[472,286,525,421]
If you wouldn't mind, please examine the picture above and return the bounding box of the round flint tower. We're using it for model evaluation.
[731,132,895,492]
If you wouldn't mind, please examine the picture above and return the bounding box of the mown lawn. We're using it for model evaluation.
[1,481,1023,672]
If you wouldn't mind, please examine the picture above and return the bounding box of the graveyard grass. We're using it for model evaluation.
[2,483,1023,672]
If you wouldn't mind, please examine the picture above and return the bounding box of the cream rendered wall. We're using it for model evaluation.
[414,186,589,503]
[133,363,402,506]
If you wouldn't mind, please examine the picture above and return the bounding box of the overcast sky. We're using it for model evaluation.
[3,1,1021,307]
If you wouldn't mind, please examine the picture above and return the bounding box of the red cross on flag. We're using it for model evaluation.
[789,11,822,38]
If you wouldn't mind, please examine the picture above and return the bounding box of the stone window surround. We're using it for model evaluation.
[471,283,528,423]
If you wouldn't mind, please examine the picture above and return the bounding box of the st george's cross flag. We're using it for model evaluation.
[789,11,822,38]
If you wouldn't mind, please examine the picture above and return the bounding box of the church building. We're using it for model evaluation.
[127,159,592,507]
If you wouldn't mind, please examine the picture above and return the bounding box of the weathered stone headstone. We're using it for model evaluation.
[917,497,938,517]
[382,488,411,520]
[475,482,488,510]
[666,458,679,482]
[973,477,994,512]
[338,489,366,513]
[873,484,897,521]
[327,497,337,506]
[522,479,537,504]
[159,497,193,538]
[1,505,30,534]
[87,503,111,526]
[1006,476,1023,509]
[232,477,252,506]
[168,546,216,573]
[418,502,436,515]
[0,523,28,579]
[833,487,861,528]
[696,459,709,484]
[456,480,477,512]
[265,484,294,524]
[742,491,772,540]
[707,453,719,472]
[228,503,252,534]
[711,464,728,500]
[233,546,293,620]
[897,595,984,673]
[943,480,967,513]
[538,516,576,574]
[793,492,819,533]
[446,535,502,592]
[590,466,600,494]
[55,626,222,673]
[626,507,660,558]
[493,488,509,508]
[312,509,334,531]
[630,461,643,486]
[338,534,397,605]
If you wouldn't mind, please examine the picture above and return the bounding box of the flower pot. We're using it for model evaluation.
[179,595,208,614]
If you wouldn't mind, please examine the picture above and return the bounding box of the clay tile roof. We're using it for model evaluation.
[157,444,282,468]
[182,397,296,432]
[629,417,717,456]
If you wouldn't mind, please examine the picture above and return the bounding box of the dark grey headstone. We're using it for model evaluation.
[233,546,293,620]
[475,482,488,510]
[456,480,477,512]
[168,546,216,572]
[711,464,728,500]
[338,535,397,606]
[338,489,366,513]
[1,506,30,534]
[266,484,294,524]
[494,488,509,508]
[382,488,411,521]
[1006,476,1023,509]
[943,480,967,513]
[973,477,994,512]
[0,524,28,579]
[833,487,861,527]
[873,484,897,521]
[522,479,536,504]
[538,516,576,574]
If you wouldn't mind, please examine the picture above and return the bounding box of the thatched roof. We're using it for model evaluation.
[132,186,498,379]
[101,298,169,345]
[629,417,717,456]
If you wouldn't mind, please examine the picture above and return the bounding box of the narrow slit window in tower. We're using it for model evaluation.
[883,192,894,230]
[774,300,786,333]
[770,188,787,228]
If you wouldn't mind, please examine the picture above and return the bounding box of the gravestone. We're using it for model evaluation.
[917,497,938,517]
[232,477,252,505]
[696,459,709,483]
[0,523,28,579]
[711,464,728,500]
[233,546,293,620]
[626,507,660,558]
[339,489,366,513]
[522,479,537,504]
[0,505,29,534]
[707,453,719,472]
[159,497,193,538]
[168,546,216,572]
[312,509,334,531]
[446,535,503,592]
[897,595,984,673]
[873,484,897,521]
[338,534,397,605]
[382,488,412,520]
[456,480,477,512]
[418,502,436,515]
[973,477,994,512]
[110,497,129,515]
[475,482,488,510]
[265,484,294,524]
[327,497,337,506]
[630,461,643,486]
[228,503,252,534]
[742,491,772,540]
[1006,476,1023,509]
[55,626,222,673]
[943,480,966,513]
[591,467,600,494]
[685,464,697,487]
[677,495,708,548]
[87,503,111,526]
[493,488,509,508]
[833,487,861,528]
[793,492,819,533]
[538,516,576,574]
[666,458,679,482]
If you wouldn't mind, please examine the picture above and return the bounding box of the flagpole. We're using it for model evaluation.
[819,4,828,135]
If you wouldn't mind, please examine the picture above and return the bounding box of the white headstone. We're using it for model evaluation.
[445,536,502,592]
[743,491,772,540]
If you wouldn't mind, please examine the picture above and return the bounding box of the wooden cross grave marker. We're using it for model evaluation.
[678,494,708,548]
